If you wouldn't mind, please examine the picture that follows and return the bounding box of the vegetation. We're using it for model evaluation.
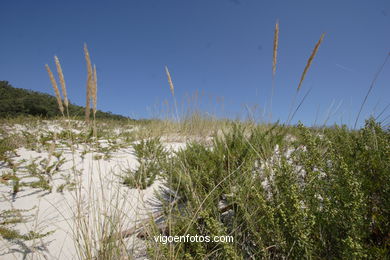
[147,118,390,259]
[0,80,128,120]
[122,137,168,189]
[0,208,53,241]
[0,21,389,259]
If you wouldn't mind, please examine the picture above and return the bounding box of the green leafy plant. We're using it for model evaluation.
[148,119,390,259]
[122,137,167,189]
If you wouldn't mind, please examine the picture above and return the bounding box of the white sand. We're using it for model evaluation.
[0,127,185,259]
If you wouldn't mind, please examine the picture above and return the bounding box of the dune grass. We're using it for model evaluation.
[146,118,389,259]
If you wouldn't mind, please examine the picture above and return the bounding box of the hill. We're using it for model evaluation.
[0,81,128,120]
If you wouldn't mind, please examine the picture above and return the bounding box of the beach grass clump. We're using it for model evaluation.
[146,118,390,259]
[122,137,167,189]
[0,208,53,241]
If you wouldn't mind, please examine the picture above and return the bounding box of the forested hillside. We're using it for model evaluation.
[0,81,128,120]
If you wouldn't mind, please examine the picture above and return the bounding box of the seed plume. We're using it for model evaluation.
[92,64,97,114]
[272,20,279,77]
[165,65,175,96]
[84,43,93,122]
[297,33,325,91]
[54,56,68,109]
[45,64,64,114]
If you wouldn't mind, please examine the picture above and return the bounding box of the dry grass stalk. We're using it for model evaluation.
[46,132,57,171]
[297,33,325,91]
[272,20,279,77]
[92,64,98,137]
[54,56,69,109]
[165,65,180,121]
[165,65,175,96]
[45,64,64,114]
[84,44,93,122]
[354,52,390,128]
[92,64,97,115]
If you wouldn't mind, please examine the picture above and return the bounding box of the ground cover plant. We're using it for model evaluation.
[140,22,390,259]
[147,118,389,259]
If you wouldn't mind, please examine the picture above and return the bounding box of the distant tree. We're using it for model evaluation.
[0,80,129,120]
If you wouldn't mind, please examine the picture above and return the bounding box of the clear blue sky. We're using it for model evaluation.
[1,0,389,127]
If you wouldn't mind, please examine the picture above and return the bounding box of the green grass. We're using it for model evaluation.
[0,208,53,241]
[143,118,390,259]
[1,111,389,259]
[122,137,168,189]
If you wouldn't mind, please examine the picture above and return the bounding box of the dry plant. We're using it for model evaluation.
[46,45,129,260]
[165,66,175,96]
[354,52,390,128]
[54,56,69,116]
[45,132,57,171]
[71,170,131,260]
[45,64,64,115]
[84,44,93,123]
[297,33,325,91]
[287,32,325,124]
[92,65,98,117]
[165,65,179,121]
[272,20,279,77]
[269,20,279,119]
[92,64,98,137]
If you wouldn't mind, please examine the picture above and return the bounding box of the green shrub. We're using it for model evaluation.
[150,119,389,259]
[122,137,167,189]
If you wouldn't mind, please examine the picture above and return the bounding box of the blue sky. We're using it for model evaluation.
[1,0,389,127]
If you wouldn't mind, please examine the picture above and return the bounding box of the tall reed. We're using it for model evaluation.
[269,20,279,119]
[165,65,179,121]
[92,64,98,136]
[272,20,279,77]
[54,56,69,116]
[84,44,93,123]
[92,64,97,116]
[297,33,325,91]
[287,33,325,124]
[45,64,64,116]
[354,52,390,128]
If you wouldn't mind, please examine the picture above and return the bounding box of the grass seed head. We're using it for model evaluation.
[297,33,325,91]
[165,65,175,96]
[92,64,97,114]
[84,43,93,122]
[272,20,279,77]
[54,56,68,108]
[45,64,64,114]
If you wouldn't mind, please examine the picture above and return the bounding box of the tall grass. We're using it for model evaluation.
[54,56,69,116]
[141,24,389,260]
[287,33,325,124]
[354,52,390,129]
[45,64,64,116]
[45,46,134,259]
[296,33,325,91]
[33,22,389,260]
[269,20,279,119]
[145,118,389,259]
[84,44,93,123]
[165,65,179,121]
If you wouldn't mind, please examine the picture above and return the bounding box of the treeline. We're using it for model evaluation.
[0,81,128,120]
